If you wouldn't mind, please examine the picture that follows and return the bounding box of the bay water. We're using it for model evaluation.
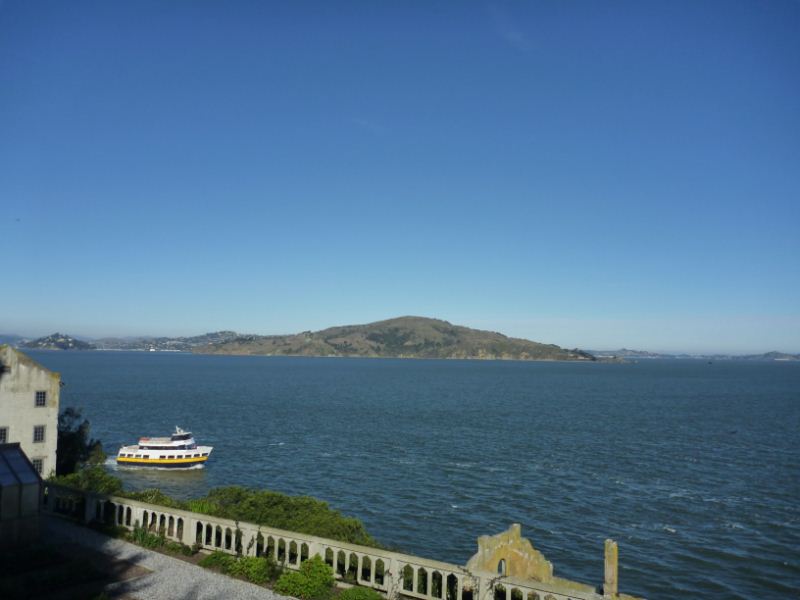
[27,351,800,598]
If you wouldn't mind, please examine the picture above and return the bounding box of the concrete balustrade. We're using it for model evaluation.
[41,483,612,600]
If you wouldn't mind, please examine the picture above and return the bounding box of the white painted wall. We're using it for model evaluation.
[0,345,60,476]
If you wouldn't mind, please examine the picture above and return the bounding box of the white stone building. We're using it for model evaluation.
[0,345,60,476]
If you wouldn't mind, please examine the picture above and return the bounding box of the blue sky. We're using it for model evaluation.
[1,1,798,353]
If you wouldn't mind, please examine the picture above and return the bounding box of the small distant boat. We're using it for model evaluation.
[116,426,213,468]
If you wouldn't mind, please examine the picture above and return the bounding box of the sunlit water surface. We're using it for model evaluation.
[29,351,800,599]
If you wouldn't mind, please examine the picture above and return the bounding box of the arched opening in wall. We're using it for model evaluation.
[497,559,506,576]
[267,536,276,560]
[300,543,309,563]
[205,523,213,545]
[177,518,184,540]
[196,522,204,545]
[510,588,523,600]
[446,574,459,600]
[95,500,102,521]
[402,565,414,592]
[168,516,175,537]
[289,541,298,564]
[432,571,443,598]
[150,513,159,533]
[324,548,334,567]
[493,584,507,600]
[525,593,540,600]
[277,539,286,563]
[215,525,223,548]
[76,496,87,520]
[417,567,428,595]
[375,559,385,586]
[336,550,346,577]
[125,507,132,526]
[347,553,358,582]
[159,514,166,535]
[225,528,232,550]
[361,556,372,582]
[542,595,556,600]
[256,532,264,557]
[104,501,115,525]
[235,529,243,554]
[344,552,358,583]
[141,511,149,531]
[116,504,124,525]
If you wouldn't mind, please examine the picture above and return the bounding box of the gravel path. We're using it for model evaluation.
[43,516,293,600]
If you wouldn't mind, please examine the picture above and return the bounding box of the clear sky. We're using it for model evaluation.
[1,1,798,353]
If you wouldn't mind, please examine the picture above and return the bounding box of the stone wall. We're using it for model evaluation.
[42,484,642,600]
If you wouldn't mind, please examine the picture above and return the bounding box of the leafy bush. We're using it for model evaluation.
[87,521,128,538]
[185,487,382,547]
[164,541,193,556]
[338,587,384,600]
[275,555,335,600]
[199,552,281,585]
[199,551,237,572]
[231,556,274,584]
[123,488,184,508]
[129,526,166,549]
[56,407,105,476]
[51,465,123,495]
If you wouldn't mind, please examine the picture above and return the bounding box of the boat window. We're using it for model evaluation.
[202,453,208,456]
[160,455,166,459]
[168,455,175,459]
[194,454,199,457]
[135,454,142,458]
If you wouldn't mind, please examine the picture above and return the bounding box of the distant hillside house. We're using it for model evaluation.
[0,345,61,476]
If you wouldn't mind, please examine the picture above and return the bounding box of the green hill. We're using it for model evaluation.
[22,333,95,351]
[194,316,595,361]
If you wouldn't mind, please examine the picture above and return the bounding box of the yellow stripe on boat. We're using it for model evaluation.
[117,456,208,464]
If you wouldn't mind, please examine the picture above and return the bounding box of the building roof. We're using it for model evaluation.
[0,443,42,487]
[0,344,60,381]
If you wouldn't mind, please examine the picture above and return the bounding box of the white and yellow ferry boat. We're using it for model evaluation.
[116,427,213,468]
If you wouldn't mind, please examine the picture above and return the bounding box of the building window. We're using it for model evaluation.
[33,425,45,443]
[32,458,44,474]
[0,427,7,444]
[35,391,47,406]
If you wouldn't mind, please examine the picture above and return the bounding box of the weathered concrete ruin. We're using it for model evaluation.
[42,485,643,600]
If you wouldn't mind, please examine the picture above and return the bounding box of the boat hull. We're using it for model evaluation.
[116,455,209,468]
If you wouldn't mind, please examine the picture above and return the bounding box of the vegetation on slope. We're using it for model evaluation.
[22,333,95,350]
[123,486,381,547]
[195,316,595,361]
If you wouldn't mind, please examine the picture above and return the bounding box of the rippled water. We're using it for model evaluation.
[28,351,800,598]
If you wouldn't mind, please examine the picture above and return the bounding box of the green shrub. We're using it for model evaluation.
[338,587,384,600]
[164,541,193,556]
[122,488,184,508]
[87,521,128,538]
[199,551,236,572]
[50,465,123,495]
[275,555,335,600]
[186,487,382,547]
[129,526,166,549]
[242,557,271,584]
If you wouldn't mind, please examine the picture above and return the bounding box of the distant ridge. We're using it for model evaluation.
[588,349,800,361]
[193,316,596,362]
[93,331,240,352]
[22,333,95,351]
